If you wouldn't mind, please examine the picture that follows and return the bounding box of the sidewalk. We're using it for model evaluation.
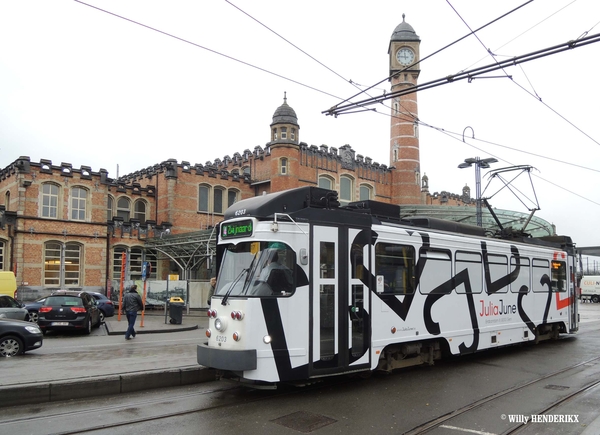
[105,309,202,335]
[0,310,215,408]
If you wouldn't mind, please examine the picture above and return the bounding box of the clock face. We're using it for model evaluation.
[396,47,415,65]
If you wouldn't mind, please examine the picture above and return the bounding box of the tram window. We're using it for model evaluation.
[510,256,530,293]
[532,258,550,292]
[320,242,335,279]
[418,249,451,294]
[455,251,483,294]
[551,261,567,292]
[216,242,296,298]
[486,254,508,294]
[375,243,415,294]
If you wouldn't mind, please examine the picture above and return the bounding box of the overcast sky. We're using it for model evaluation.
[1,1,599,260]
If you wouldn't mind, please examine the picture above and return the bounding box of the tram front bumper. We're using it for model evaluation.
[197,343,257,371]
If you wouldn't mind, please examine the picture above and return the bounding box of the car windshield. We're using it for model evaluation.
[45,296,84,307]
[216,241,296,298]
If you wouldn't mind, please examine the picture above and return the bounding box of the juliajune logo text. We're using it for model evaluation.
[479,299,517,317]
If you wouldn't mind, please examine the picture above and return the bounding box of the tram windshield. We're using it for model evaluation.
[216,242,296,298]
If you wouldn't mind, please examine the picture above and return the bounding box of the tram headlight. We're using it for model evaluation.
[263,335,272,344]
[214,317,228,332]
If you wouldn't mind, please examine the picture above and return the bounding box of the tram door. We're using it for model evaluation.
[311,225,370,376]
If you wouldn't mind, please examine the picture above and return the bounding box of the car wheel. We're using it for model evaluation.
[28,311,39,323]
[99,311,105,324]
[0,335,24,357]
[592,295,600,303]
[84,317,92,335]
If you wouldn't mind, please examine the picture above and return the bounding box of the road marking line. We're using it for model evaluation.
[440,425,498,435]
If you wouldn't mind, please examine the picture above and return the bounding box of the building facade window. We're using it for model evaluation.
[0,240,4,270]
[4,191,9,211]
[318,176,333,190]
[117,197,131,221]
[214,187,224,214]
[134,200,147,223]
[280,158,288,175]
[107,196,114,221]
[41,183,59,218]
[359,184,372,201]
[44,241,82,287]
[281,127,287,139]
[291,128,296,141]
[70,187,88,221]
[199,185,237,214]
[340,176,354,204]
[272,128,278,140]
[199,185,209,212]
[228,190,238,208]
[112,246,157,281]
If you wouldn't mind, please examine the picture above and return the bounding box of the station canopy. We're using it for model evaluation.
[400,205,556,238]
[144,228,217,279]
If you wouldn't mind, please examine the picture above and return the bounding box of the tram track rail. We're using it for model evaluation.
[2,350,599,434]
[400,354,600,435]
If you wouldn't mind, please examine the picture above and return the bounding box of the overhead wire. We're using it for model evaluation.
[73,0,343,101]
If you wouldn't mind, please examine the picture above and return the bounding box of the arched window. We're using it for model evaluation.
[134,200,147,223]
[107,195,114,221]
[340,176,354,205]
[199,185,210,212]
[44,241,82,287]
[117,197,131,221]
[70,187,88,221]
[360,184,373,201]
[280,158,288,175]
[318,175,333,190]
[4,191,9,211]
[41,183,59,218]
[214,187,224,214]
[112,246,157,281]
[228,189,239,208]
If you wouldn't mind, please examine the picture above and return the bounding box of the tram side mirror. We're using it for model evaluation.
[299,248,308,265]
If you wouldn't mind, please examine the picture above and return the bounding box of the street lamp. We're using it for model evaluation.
[458,157,498,227]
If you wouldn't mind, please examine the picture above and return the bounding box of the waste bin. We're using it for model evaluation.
[169,302,184,325]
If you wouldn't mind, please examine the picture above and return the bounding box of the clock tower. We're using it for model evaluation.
[389,14,422,205]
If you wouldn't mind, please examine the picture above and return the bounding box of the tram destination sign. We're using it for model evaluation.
[222,220,253,239]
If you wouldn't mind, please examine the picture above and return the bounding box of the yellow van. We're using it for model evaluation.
[0,272,17,299]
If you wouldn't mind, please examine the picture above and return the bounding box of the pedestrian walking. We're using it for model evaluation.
[123,284,144,340]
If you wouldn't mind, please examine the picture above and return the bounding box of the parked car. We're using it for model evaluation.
[86,292,115,323]
[0,295,30,322]
[37,291,101,335]
[0,318,43,357]
[23,297,47,323]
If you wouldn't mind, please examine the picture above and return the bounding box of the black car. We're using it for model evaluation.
[0,318,43,357]
[38,291,101,335]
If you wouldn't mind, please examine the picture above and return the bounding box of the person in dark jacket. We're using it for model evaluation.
[123,285,144,340]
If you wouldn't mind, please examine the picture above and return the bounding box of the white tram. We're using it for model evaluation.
[197,186,578,386]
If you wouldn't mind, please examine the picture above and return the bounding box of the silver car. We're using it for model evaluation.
[0,295,30,322]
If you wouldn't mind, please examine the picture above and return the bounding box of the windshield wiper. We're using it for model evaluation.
[221,267,250,306]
